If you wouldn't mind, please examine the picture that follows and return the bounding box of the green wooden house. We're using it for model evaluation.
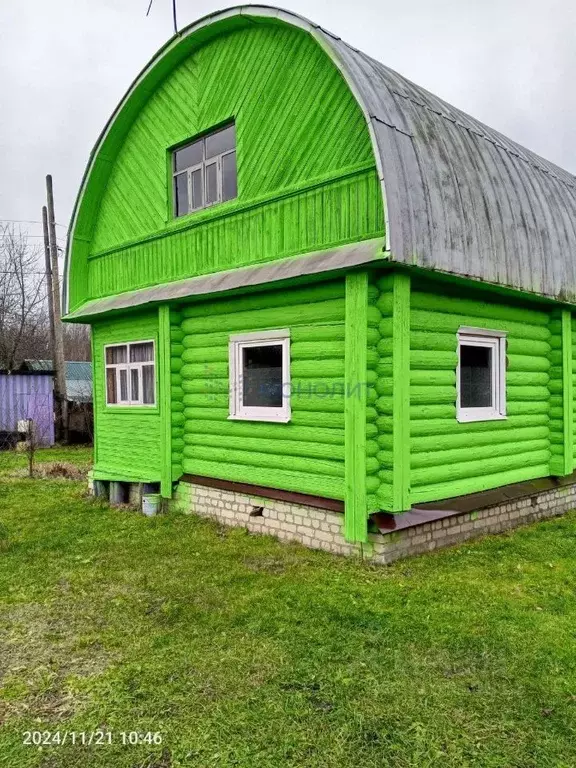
[64,6,576,553]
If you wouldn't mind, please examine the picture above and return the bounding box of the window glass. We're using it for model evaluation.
[142,365,155,405]
[106,345,127,364]
[205,124,235,159]
[242,344,283,407]
[106,368,117,404]
[191,169,203,210]
[130,342,154,363]
[460,345,492,408]
[205,162,218,205]
[173,123,237,216]
[130,368,139,401]
[174,172,188,216]
[174,139,203,172]
[222,151,237,201]
[119,369,128,402]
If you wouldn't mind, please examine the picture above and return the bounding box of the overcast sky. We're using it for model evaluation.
[1,0,575,249]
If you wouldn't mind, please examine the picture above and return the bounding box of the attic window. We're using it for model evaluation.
[229,330,291,423]
[105,341,155,407]
[457,328,506,422]
[172,123,237,216]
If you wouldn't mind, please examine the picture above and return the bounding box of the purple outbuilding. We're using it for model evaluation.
[0,370,55,449]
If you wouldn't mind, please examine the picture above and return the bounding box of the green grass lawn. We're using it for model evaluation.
[1,448,576,767]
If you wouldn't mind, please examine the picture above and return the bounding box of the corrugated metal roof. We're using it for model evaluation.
[63,5,576,309]
[23,361,92,402]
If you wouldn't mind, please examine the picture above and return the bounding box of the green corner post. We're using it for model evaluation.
[391,272,411,512]
[562,308,574,475]
[344,271,369,543]
[159,304,173,498]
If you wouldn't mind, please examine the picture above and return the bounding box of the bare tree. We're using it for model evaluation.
[0,224,47,370]
[64,323,91,361]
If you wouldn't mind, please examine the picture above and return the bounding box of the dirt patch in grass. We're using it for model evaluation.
[9,462,88,481]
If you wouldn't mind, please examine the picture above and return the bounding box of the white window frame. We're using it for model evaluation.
[456,327,506,423]
[104,340,156,407]
[173,123,236,216]
[229,329,291,423]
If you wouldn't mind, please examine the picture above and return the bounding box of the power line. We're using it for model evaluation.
[0,218,67,229]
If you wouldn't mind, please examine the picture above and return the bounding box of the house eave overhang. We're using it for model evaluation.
[63,238,387,322]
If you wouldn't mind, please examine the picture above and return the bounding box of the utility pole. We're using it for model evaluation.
[46,175,68,443]
[42,206,56,365]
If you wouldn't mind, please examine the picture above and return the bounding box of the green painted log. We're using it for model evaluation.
[182,445,343,478]
[507,401,550,416]
[171,385,184,400]
[366,387,378,405]
[181,457,344,500]
[410,386,455,405]
[507,354,550,372]
[410,370,456,386]
[367,305,382,328]
[367,285,379,302]
[170,328,184,342]
[366,348,379,369]
[378,318,393,338]
[366,407,378,423]
[376,274,395,292]
[411,292,549,326]
[180,325,346,350]
[377,433,393,449]
[410,404,455,420]
[183,418,344,445]
[181,362,228,379]
[375,396,393,415]
[410,309,550,341]
[375,377,393,396]
[172,438,184,451]
[366,457,380,475]
[410,463,550,505]
[411,351,457,370]
[411,449,550,487]
[375,360,393,377]
[181,299,345,335]
[184,432,345,462]
[366,369,377,385]
[182,379,229,395]
[377,469,393,485]
[411,438,549,470]
[171,401,184,412]
[507,371,549,386]
[172,412,185,426]
[412,425,549,451]
[290,341,344,359]
[375,292,394,316]
[506,385,550,401]
[410,331,454,352]
[170,358,183,373]
[182,346,228,363]
[377,338,393,357]
[181,282,344,318]
[367,327,380,346]
[172,343,184,357]
[292,360,344,378]
[366,475,380,492]
[170,373,182,386]
[366,439,379,456]
[291,392,345,413]
[182,393,228,408]
[367,423,378,438]
[375,450,393,468]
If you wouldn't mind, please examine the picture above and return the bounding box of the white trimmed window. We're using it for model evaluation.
[105,341,156,407]
[457,327,506,422]
[229,329,291,423]
[173,123,237,216]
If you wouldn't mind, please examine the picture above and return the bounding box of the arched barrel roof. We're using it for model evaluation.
[64,5,576,312]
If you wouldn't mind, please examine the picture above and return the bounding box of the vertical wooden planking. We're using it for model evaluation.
[344,271,368,542]
[159,305,173,497]
[562,308,574,475]
[392,272,411,511]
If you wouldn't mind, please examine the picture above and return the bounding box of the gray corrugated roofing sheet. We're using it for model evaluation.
[63,6,576,312]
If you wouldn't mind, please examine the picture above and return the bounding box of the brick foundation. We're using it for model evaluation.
[171,480,576,563]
